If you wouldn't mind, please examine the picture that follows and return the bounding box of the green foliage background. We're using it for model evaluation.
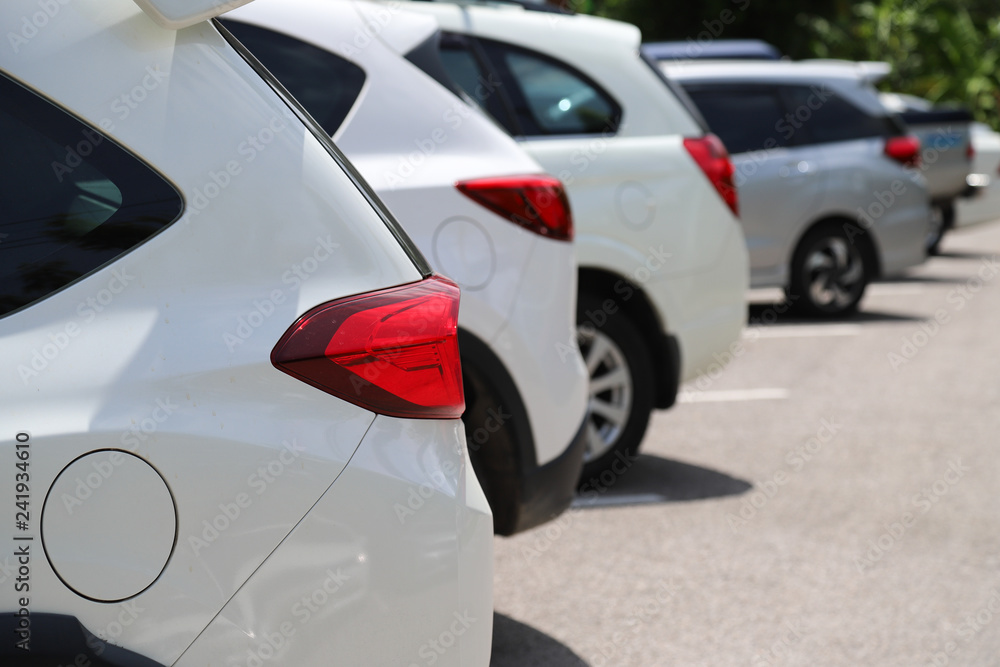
[575,0,1000,129]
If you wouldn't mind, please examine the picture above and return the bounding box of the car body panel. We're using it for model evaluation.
[0,0,491,662]
[175,417,493,667]
[957,123,1000,228]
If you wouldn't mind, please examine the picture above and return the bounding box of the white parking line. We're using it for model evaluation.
[678,388,789,403]
[572,493,667,509]
[867,283,926,296]
[748,324,863,338]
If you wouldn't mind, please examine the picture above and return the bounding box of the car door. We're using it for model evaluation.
[684,84,828,287]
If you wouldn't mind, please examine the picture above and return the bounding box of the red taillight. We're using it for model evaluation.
[456,174,573,241]
[684,134,739,217]
[271,275,464,419]
[967,140,975,162]
[885,135,922,168]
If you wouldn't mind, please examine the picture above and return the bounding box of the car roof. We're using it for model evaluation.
[663,59,891,85]
[644,39,782,62]
[396,0,640,51]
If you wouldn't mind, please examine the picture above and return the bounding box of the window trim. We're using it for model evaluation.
[438,31,525,137]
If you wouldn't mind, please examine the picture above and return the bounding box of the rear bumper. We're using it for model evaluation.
[873,196,931,277]
[645,221,749,383]
[512,415,587,534]
[176,417,494,666]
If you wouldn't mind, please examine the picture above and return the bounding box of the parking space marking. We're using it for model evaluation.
[748,324,863,338]
[678,388,789,403]
[572,493,667,509]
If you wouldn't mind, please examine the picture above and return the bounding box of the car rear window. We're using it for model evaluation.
[780,85,893,145]
[220,20,366,137]
[684,86,793,154]
[0,72,182,319]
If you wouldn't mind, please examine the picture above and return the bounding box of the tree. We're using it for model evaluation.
[803,0,1000,127]
[573,0,1000,128]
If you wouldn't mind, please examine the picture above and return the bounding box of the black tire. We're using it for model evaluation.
[787,224,871,317]
[576,293,655,482]
[927,203,954,256]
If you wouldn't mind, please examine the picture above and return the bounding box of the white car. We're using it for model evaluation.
[665,59,931,315]
[957,123,1000,228]
[393,0,750,477]
[222,0,589,535]
[0,0,492,664]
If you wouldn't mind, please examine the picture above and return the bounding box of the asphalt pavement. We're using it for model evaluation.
[491,218,1000,667]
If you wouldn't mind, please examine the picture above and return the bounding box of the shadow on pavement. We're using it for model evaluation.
[747,303,926,326]
[879,273,977,284]
[933,249,998,261]
[572,454,751,509]
[490,613,589,667]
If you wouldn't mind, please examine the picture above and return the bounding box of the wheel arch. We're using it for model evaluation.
[457,328,535,535]
[578,267,680,409]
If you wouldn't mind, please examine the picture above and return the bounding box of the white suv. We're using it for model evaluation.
[0,0,491,664]
[222,0,589,535]
[665,60,931,315]
[394,0,749,477]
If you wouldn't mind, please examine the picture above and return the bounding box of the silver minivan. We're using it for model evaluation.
[664,60,931,316]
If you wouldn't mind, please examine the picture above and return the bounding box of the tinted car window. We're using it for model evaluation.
[685,87,791,154]
[0,73,182,319]
[781,85,891,145]
[221,20,366,136]
[438,35,519,135]
[495,46,620,135]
